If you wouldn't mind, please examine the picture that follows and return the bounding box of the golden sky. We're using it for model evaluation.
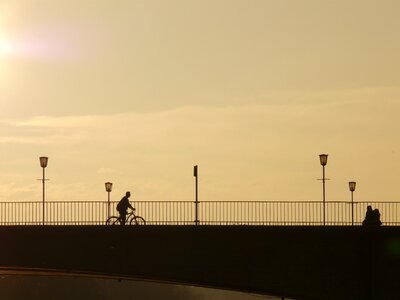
[1,0,400,202]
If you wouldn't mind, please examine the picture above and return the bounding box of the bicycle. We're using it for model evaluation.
[106,208,146,225]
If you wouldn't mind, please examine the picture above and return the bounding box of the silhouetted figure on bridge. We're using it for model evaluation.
[117,191,134,225]
[362,205,382,226]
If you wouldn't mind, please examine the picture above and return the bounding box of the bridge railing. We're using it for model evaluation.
[0,200,399,225]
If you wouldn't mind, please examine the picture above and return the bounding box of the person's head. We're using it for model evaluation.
[126,191,131,198]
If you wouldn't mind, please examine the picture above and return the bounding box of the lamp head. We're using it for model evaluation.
[105,182,113,192]
[349,181,356,192]
[39,156,48,168]
[319,154,328,166]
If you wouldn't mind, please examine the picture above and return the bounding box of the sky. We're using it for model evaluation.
[1,0,400,203]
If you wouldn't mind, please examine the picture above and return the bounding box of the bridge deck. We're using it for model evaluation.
[0,225,399,300]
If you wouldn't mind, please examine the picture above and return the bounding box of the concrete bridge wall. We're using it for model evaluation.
[0,226,399,300]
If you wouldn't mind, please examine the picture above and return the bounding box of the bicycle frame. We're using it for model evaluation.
[106,209,146,225]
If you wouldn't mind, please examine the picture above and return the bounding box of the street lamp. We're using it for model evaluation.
[39,156,48,225]
[319,154,328,225]
[105,182,113,220]
[349,181,356,225]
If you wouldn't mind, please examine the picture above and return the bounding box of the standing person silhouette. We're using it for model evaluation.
[116,191,134,225]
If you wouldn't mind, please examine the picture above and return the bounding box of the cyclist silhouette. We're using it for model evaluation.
[116,191,134,225]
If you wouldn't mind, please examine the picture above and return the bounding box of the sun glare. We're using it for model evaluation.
[0,37,13,57]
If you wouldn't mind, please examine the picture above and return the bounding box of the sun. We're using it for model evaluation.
[0,36,13,57]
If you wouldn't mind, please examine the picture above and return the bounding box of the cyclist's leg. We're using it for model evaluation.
[120,211,127,225]
[117,209,125,225]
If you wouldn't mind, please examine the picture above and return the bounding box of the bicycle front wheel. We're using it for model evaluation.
[106,216,121,225]
[130,216,146,225]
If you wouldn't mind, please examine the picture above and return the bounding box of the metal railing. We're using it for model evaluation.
[0,200,398,226]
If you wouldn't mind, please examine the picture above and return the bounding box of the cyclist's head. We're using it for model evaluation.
[126,191,131,197]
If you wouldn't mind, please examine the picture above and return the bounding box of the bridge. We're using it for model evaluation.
[1,225,400,300]
[1,201,400,299]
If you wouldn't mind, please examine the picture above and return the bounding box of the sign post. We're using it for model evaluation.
[194,165,199,225]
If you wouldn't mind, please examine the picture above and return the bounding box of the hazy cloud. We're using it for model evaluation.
[96,168,121,175]
[1,87,400,202]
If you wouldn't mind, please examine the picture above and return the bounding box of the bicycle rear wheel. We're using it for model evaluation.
[130,216,146,225]
[106,216,121,225]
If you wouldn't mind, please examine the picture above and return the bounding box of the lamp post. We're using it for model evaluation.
[349,181,356,226]
[319,154,328,225]
[39,156,48,225]
[105,182,113,220]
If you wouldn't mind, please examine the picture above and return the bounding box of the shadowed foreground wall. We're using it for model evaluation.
[0,226,399,300]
